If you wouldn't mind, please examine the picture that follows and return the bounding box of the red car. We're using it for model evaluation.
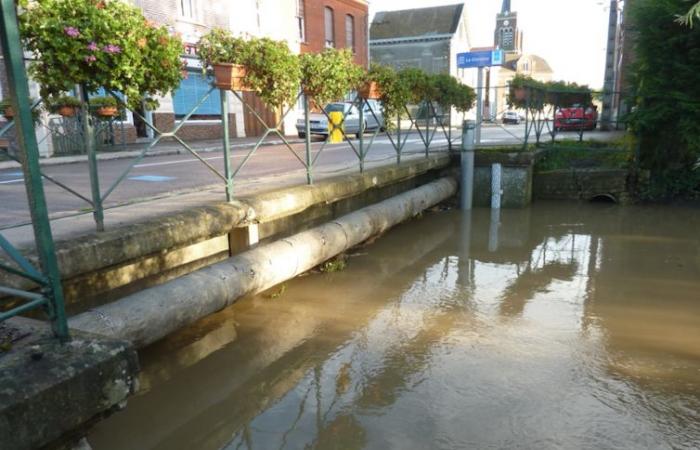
[554,104,598,131]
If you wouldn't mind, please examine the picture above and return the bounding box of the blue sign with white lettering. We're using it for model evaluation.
[457,50,505,68]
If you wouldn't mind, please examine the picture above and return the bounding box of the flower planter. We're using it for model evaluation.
[57,105,79,117]
[213,63,252,91]
[95,106,118,118]
[359,81,381,100]
[513,87,527,101]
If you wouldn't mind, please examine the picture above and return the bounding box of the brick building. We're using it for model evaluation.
[298,0,369,68]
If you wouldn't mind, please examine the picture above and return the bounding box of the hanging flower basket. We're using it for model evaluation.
[212,63,252,91]
[2,106,14,119]
[513,87,527,101]
[358,81,381,100]
[95,106,118,117]
[57,105,79,117]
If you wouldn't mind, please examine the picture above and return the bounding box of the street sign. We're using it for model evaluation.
[457,49,505,69]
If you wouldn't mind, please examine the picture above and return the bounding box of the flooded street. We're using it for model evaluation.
[88,202,700,450]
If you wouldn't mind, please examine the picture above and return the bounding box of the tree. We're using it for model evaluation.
[628,0,700,199]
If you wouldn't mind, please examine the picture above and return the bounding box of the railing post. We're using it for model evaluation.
[396,113,401,165]
[0,0,69,339]
[79,84,104,231]
[358,97,365,173]
[448,110,452,152]
[304,95,312,184]
[425,100,429,158]
[220,89,233,201]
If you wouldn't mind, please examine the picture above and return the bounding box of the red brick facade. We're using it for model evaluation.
[300,0,369,68]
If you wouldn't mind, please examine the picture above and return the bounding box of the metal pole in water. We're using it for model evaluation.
[460,120,476,210]
[491,162,502,209]
[488,163,502,252]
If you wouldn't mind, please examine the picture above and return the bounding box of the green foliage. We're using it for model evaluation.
[676,0,700,26]
[627,0,700,199]
[365,64,410,125]
[196,28,249,67]
[89,95,118,108]
[320,256,347,273]
[398,68,437,104]
[535,141,632,172]
[19,0,184,110]
[508,75,591,110]
[244,38,301,108]
[46,95,81,113]
[432,73,475,113]
[300,49,363,106]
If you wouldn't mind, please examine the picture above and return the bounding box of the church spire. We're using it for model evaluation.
[501,0,511,13]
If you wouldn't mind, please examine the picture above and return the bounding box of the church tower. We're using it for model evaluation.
[495,0,522,53]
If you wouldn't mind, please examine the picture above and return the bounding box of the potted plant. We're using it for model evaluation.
[0,99,14,119]
[48,95,81,117]
[361,65,408,128]
[197,28,252,91]
[20,0,184,111]
[90,96,119,118]
[0,98,42,122]
[432,74,475,113]
[545,80,592,107]
[398,68,437,105]
[243,38,301,108]
[300,49,363,106]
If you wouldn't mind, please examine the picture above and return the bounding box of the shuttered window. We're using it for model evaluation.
[345,15,355,53]
[324,7,335,48]
[172,71,222,119]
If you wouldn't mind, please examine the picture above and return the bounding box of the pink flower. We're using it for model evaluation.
[102,44,121,54]
[87,42,98,51]
[84,55,97,63]
[64,26,80,38]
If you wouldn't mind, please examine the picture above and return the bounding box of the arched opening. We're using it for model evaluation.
[588,193,617,204]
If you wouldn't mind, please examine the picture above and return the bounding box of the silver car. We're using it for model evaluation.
[296,101,385,139]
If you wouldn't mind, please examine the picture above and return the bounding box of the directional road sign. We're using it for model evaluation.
[457,49,505,69]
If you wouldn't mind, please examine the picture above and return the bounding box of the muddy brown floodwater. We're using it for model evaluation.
[88,202,700,450]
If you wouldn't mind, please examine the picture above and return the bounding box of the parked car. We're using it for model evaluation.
[296,100,385,139]
[554,104,598,131]
[502,110,520,124]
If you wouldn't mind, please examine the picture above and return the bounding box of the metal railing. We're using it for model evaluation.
[0,0,68,340]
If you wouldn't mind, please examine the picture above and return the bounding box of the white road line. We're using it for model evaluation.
[0,178,23,184]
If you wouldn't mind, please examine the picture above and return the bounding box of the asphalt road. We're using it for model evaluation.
[0,124,614,228]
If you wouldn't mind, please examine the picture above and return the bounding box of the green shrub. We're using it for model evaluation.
[300,49,363,106]
[19,0,184,110]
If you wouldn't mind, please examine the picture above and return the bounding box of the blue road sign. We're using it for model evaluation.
[457,50,505,69]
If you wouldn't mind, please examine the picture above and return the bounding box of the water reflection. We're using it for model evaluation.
[89,203,700,450]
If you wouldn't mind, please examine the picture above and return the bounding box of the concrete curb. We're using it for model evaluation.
[0,138,304,170]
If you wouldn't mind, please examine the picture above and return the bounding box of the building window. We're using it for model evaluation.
[179,0,195,18]
[345,15,355,53]
[501,27,513,48]
[173,71,222,120]
[324,7,335,48]
[296,0,306,42]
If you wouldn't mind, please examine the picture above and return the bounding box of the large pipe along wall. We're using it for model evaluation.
[69,177,458,347]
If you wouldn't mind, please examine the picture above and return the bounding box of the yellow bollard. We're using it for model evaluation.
[328,111,344,143]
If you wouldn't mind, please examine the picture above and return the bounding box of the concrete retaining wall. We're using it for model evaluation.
[1,155,454,311]
[533,168,630,203]
[472,150,534,208]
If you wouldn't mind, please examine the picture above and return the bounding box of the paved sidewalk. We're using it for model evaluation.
[0,135,305,170]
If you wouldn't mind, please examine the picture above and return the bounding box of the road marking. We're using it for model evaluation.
[128,175,176,182]
[134,156,225,169]
[0,178,23,184]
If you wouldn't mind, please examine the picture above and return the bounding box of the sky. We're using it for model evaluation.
[368,0,612,88]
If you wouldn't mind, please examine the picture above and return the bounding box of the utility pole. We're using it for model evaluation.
[601,0,619,131]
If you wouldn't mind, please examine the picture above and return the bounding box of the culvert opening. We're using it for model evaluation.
[589,194,617,204]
